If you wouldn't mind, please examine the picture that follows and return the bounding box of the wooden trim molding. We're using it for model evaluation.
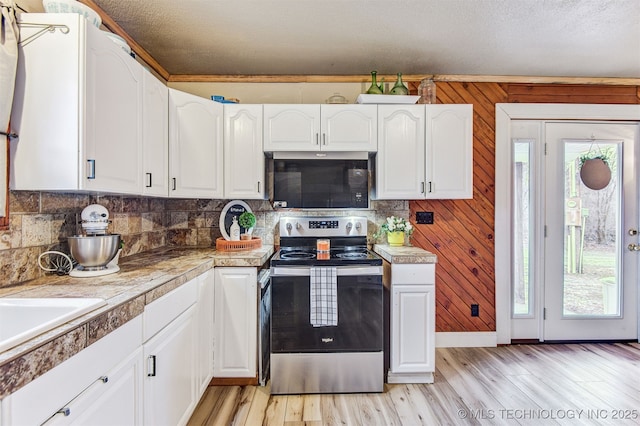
[168,74,640,85]
[80,0,170,81]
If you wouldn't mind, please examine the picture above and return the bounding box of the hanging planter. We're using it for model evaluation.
[579,156,611,190]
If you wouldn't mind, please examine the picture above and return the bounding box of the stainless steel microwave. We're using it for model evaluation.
[271,152,370,209]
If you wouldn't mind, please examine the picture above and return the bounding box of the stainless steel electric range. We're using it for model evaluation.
[270,216,383,394]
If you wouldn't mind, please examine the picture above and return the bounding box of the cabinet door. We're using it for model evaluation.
[142,69,169,196]
[168,88,224,198]
[84,24,143,194]
[263,104,320,151]
[375,105,425,199]
[224,104,265,199]
[214,267,257,378]
[391,284,435,374]
[144,305,197,426]
[321,104,377,151]
[196,270,215,396]
[425,104,473,199]
[10,14,82,191]
[44,348,144,426]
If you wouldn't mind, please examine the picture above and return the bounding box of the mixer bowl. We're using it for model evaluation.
[68,234,121,269]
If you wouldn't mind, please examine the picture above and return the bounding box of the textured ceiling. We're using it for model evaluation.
[85,0,640,77]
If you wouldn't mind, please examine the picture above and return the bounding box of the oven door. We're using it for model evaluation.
[271,265,382,353]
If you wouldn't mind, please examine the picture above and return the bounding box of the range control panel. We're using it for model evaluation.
[279,216,368,237]
[309,220,339,229]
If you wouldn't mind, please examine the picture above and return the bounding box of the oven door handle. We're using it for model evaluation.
[271,266,382,277]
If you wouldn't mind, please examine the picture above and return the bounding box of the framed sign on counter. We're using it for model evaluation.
[219,200,252,241]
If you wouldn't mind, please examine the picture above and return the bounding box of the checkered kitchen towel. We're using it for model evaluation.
[310,266,338,327]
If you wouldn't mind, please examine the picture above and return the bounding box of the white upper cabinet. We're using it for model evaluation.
[263,104,319,151]
[425,104,473,199]
[375,105,426,199]
[11,13,143,194]
[375,104,473,200]
[263,104,377,151]
[224,104,266,199]
[142,69,169,197]
[168,88,224,198]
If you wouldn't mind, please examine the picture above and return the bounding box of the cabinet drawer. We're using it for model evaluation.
[391,264,435,285]
[4,316,142,426]
[144,278,198,341]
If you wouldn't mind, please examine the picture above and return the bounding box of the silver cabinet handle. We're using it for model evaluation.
[145,173,152,188]
[315,133,319,145]
[57,407,71,417]
[429,181,433,193]
[172,178,177,191]
[257,181,261,193]
[421,182,425,194]
[322,133,326,145]
[87,159,95,179]
[628,244,640,252]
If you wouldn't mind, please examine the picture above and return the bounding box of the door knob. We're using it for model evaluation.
[629,229,638,236]
[628,243,640,252]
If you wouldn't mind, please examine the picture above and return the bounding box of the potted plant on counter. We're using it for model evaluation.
[238,211,256,240]
[374,216,414,246]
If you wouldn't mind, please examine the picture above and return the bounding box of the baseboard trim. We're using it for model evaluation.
[436,332,497,348]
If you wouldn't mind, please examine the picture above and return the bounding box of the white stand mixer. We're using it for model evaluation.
[68,204,122,278]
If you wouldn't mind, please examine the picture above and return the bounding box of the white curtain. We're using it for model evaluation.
[0,0,19,217]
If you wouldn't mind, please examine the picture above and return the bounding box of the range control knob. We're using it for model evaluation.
[355,222,362,232]
[286,223,292,235]
[296,222,301,230]
[346,222,353,234]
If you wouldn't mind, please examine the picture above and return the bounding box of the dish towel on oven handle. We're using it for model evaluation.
[310,266,338,327]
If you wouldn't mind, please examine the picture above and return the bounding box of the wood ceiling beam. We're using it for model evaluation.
[168,74,640,85]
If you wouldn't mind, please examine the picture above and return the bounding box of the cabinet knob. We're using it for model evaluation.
[58,407,71,417]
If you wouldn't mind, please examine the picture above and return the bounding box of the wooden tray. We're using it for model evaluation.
[216,237,262,251]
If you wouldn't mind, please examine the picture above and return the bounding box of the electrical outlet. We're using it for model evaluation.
[416,211,434,224]
[471,304,480,317]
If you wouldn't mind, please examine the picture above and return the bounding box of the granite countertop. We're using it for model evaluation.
[0,245,273,399]
[373,244,438,264]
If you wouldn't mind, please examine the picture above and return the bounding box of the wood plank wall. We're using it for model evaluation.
[408,82,640,332]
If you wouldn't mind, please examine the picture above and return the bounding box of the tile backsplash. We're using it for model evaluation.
[0,191,408,288]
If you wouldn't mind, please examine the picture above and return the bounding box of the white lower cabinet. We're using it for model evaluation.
[196,270,215,395]
[0,271,216,426]
[388,263,436,384]
[143,305,197,426]
[142,275,198,426]
[214,267,257,378]
[1,316,143,426]
[44,348,144,426]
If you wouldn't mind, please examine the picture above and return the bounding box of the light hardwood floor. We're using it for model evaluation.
[188,343,640,425]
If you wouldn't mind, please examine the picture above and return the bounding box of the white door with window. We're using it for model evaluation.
[511,120,639,341]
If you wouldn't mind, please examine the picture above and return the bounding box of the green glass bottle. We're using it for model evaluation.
[389,73,409,95]
[366,71,383,94]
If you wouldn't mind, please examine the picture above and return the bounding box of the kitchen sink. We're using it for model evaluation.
[0,298,107,353]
